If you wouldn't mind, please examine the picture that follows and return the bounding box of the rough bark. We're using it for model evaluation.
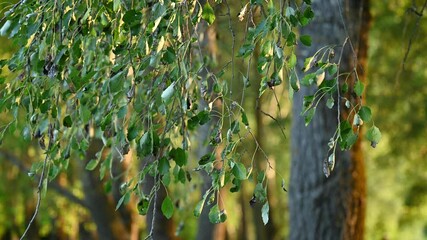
[289,0,369,240]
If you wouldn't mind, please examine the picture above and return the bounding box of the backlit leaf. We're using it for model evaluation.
[202,2,215,25]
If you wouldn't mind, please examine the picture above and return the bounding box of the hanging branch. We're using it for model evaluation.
[20,124,54,240]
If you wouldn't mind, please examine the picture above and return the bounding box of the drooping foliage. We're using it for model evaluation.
[0,0,379,230]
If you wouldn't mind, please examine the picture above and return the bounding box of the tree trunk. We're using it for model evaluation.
[80,139,129,240]
[289,0,369,239]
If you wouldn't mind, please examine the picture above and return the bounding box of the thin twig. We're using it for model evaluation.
[0,0,24,23]
[20,124,54,240]
[397,0,427,83]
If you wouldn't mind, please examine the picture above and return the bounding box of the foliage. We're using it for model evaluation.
[0,0,379,231]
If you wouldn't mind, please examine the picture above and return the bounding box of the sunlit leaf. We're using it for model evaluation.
[202,2,215,25]
[85,159,100,171]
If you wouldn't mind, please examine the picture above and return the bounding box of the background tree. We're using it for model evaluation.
[290,0,370,239]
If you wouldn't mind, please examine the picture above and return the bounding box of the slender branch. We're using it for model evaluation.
[20,124,53,240]
[400,0,427,71]
[0,0,25,23]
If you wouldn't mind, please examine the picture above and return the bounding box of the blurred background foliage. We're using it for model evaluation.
[0,0,426,239]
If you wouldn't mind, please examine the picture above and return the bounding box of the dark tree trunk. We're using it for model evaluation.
[289,0,370,240]
[80,139,129,240]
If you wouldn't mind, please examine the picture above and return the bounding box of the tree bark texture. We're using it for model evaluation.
[289,0,369,240]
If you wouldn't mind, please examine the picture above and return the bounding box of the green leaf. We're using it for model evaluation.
[289,53,297,68]
[194,194,208,217]
[241,110,249,126]
[22,125,31,141]
[232,162,247,180]
[338,120,358,150]
[304,107,316,126]
[127,125,139,141]
[109,71,125,93]
[237,43,255,58]
[300,35,312,46]
[354,80,364,97]
[0,20,12,36]
[137,196,150,215]
[113,0,120,11]
[80,106,91,124]
[139,131,153,157]
[197,110,211,125]
[123,10,142,27]
[327,64,338,75]
[199,153,215,165]
[208,205,221,224]
[85,159,100,171]
[169,148,188,167]
[230,178,241,193]
[161,82,176,104]
[301,73,316,86]
[341,82,349,93]
[262,202,270,225]
[303,56,317,72]
[366,126,381,148]
[63,115,72,127]
[202,2,216,25]
[231,120,240,134]
[358,106,372,122]
[161,196,174,219]
[158,157,170,175]
[116,192,131,210]
[254,183,267,203]
[289,71,299,91]
[326,97,334,109]
[220,210,227,222]
[177,168,186,184]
